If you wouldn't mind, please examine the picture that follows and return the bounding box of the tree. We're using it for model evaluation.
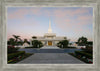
[64,37,67,40]
[7,38,15,46]
[24,39,28,43]
[23,39,30,45]
[77,36,88,46]
[32,36,37,39]
[13,35,20,45]
[32,40,43,48]
[87,41,93,46]
[69,43,72,46]
[13,35,20,42]
[17,41,24,45]
[61,40,69,48]
[57,40,69,48]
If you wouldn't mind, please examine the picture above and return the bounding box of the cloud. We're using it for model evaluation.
[7,7,93,41]
[52,8,93,33]
[71,8,90,16]
[7,8,42,20]
[8,8,28,19]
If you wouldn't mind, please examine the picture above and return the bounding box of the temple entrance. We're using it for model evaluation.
[48,41,52,46]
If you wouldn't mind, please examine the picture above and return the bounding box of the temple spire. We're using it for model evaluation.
[48,20,52,33]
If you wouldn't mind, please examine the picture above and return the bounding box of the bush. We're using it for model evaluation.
[8,51,25,60]
[25,47,33,48]
[67,46,76,48]
[81,46,93,54]
[8,45,19,54]
[8,60,13,63]
[75,51,92,59]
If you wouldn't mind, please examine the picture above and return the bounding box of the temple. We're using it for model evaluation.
[31,20,67,46]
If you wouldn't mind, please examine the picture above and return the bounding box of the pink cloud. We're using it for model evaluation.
[29,8,42,15]
[8,8,29,19]
[77,15,92,21]
[52,8,92,33]
[7,7,93,41]
[54,17,91,34]
[53,10,67,18]
[8,8,42,20]
[71,8,90,16]
[52,8,91,19]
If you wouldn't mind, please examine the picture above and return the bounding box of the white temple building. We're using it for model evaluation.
[31,20,67,46]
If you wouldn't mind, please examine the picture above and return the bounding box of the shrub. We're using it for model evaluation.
[8,51,25,60]
[8,60,13,63]
[75,51,92,59]
[67,46,76,48]
[81,46,93,54]
[25,47,33,48]
[7,45,19,54]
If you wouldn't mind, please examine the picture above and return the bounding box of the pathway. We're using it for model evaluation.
[17,53,85,64]
[18,46,82,53]
[17,46,85,64]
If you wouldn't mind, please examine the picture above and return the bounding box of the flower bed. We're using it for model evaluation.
[8,52,33,64]
[69,51,93,64]
[8,51,25,61]
[75,51,92,59]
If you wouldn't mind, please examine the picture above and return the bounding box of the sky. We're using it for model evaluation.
[7,7,93,42]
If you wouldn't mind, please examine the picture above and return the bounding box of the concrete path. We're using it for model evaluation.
[41,46,60,49]
[17,53,85,64]
[18,46,82,53]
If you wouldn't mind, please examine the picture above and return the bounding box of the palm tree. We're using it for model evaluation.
[13,35,20,41]
[13,35,20,45]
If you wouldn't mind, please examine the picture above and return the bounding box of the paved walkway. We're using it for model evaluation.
[41,46,60,49]
[18,46,82,53]
[17,53,85,64]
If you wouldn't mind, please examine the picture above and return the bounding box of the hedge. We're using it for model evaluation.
[8,51,25,60]
[8,46,19,54]
[8,60,13,63]
[75,51,92,59]
[25,47,34,48]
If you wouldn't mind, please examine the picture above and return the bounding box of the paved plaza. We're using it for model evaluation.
[17,46,85,64]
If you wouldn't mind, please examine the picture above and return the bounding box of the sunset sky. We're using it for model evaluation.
[7,7,93,42]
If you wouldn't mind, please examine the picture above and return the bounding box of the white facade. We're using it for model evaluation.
[31,20,67,46]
